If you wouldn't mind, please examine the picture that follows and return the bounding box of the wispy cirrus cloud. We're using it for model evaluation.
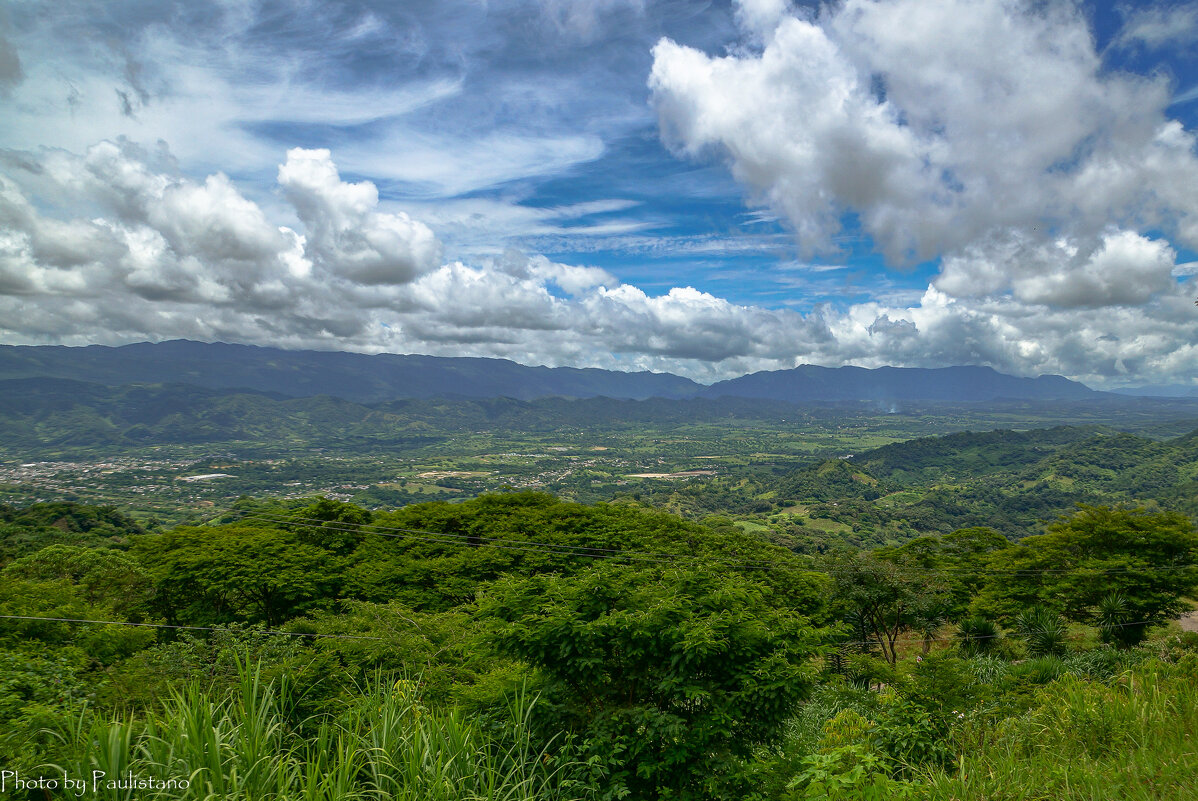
[1115,2,1198,51]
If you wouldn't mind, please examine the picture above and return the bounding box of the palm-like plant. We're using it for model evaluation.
[1096,592,1145,648]
[1015,605,1068,657]
[955,617,1001,657]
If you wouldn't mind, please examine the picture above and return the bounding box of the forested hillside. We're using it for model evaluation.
[7,399,1198,799]
[2,493,1197,799]
[0,341,1099,404]
[0,341,702,402]
[628,424,1198,551]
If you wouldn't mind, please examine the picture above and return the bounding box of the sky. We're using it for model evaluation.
[1,0,1197,387]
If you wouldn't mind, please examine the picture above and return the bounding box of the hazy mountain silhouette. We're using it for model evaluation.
[0,341,1099,403]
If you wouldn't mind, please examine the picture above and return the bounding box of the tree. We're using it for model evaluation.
[2,545,150,615]
[823,550,951,665]
[480,561,828,801]
[973,506,1198,643]
[135,524,339,626]
[884,527,1010,621]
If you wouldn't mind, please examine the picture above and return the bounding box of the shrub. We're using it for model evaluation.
[1016,606,1068,657]
[954,618,1000,657]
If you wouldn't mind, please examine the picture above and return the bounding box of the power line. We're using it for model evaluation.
[0,614,384,641]
[828,616,1162,651]
[0,613,1164,652]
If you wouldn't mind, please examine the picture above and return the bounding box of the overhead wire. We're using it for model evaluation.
[0,614,384,641]
[0,613,1166,651]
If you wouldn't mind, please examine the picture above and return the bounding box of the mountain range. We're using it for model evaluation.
[0,340,1102,404]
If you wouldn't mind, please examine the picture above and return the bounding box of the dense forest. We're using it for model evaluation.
[3,483,1197,799]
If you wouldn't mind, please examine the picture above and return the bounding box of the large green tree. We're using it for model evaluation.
[822,550,951,664]
[973,506,1198,642]
[134,524,339,626]
[481,561,829,801]
[881,527,1010,619]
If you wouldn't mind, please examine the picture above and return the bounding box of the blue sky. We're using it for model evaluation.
[1,0,1197,386]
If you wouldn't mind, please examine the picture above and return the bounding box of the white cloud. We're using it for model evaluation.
[650,21,930,260]
[935,229,1178,308]
[1174,84,1198,107]
[334,130,606,199]
[632,0,1198,386]
[278,148,442,285]
[0,0,608,199]
[1115,3,1198,50]
[649,0,1198,261]
[2,133,1198,389]
[734,0,795,42]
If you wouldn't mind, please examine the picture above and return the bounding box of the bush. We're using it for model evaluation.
[954,618,1000,657]
[1016,606,1068,657]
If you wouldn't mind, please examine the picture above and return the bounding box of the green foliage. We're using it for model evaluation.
[954,618,1001,657]
[49,660,588,801]
[911,657,1198,799]
[871,699,954,775]
[788,744,912,801]
[103,624,318,712]
[481,562,828,800]
[134,524,340,626]
[1096,592,1144,648]
[822,551,949,665]
[7,476,1198,801]
[974,506,1198,639]
[3,544,150,615]
[1015,605,1069,657]
[0,649,96,774]
[776,460,884,504]
[1007,656,1068,687]
[0,560,157,666]
[0,502,144,563]
[340,492,820,612]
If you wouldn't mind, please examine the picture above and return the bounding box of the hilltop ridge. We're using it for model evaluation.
[0,341,1098,404]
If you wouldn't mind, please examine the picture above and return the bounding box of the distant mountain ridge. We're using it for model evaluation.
[0,341,1099,403]
[701,365,1098,402]
[1109,384,1198,398]
[0,341,700,403]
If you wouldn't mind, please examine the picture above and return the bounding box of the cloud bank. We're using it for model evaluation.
[1,140,1195,387]
[642,0,1198,385]
[1,0,1197,388]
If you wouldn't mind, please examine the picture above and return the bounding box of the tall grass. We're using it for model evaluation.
[913,657,1198,800]
[51,661,588,801]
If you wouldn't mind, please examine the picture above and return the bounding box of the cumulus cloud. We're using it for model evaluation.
[632,0,1198,385]
[2,138,1197,388]
[649,0,1198,261]
[278,148,441,285]
[935,230,1178,308]
[0,142,820,376]
[734,0,795,41]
